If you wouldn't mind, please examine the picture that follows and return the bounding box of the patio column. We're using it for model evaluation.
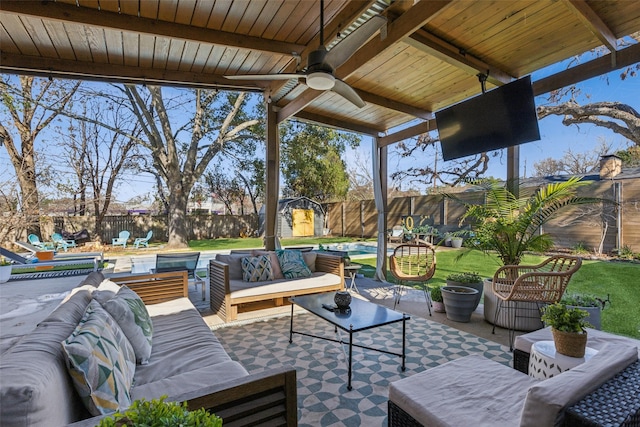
[264,97,280,251]
[373,136,388,281]
[507,145,520,198]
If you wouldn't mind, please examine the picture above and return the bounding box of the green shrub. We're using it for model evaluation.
[430,286,443,302]
[561,293,603,308]
[98,397,222,427]
[617,244,635,260]
[445,271,482,283]
[571,242,590,255]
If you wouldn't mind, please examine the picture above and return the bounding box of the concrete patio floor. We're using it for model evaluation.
[0,256,518,355]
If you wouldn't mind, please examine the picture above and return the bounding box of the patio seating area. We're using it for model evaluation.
[2,253,640,426]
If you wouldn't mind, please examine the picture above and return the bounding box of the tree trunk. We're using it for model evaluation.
[166,189,190,248]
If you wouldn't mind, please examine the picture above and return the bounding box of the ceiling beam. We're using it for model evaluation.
[0,0,305,57]
[0,52,265,91]
[277,87,324,123]
[532,42,640,96]
[561,0,618,54]
[405,29,515,86]
[294,111,383,136]
[378,121,436,147]
[276,0,453,122]
[357,91,433,120]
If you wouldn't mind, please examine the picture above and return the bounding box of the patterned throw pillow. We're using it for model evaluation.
[241,255,273,282]
[99,286,153,364]
[62,300,136,416]
[276,250,312,279]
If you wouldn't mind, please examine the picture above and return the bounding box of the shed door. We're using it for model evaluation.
[292,209,314,237]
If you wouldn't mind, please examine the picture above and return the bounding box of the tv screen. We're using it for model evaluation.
[436,76,540,161]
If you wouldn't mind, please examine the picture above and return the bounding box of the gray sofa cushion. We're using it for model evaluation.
[389,355,537,427]
[215,254,245,280]
[39,289,93,325]
[0,321,91,426]
[133,299,235,386]
[228,271,341,299]
[520,343,638,427]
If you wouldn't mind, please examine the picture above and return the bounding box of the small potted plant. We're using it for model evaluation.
[561,293,606,330]
[541,303,592,357]
[98,396,222,426]
[450,236,463,248]
[446,272,483,310]
[430,286,445,313]
[0,256,12,283]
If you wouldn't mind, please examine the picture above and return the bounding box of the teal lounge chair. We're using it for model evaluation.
[112,231,130,248]
[27,234,54,251]
[51,233,77,252]
[134,230,153,249]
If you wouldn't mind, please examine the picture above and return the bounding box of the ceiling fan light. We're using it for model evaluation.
[307,72,335,90]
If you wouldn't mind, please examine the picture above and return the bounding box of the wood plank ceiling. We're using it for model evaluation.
[1,0,640,142]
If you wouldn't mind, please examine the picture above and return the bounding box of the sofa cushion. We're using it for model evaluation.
[99,285,154,364]
[132,360,249,401]
[228,271,342,299]
[252,250,284,279]
[276,250,312,279]
[134,298,235,386]
[389,355,536,427]
[215,254,245,280]
[39,288,94,325]
[62,300,136,416]
[520,343,638,427]
[241,255,273,282]
[303,252,317,272]
[0,321,92,427]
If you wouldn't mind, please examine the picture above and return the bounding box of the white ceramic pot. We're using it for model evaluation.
[0,265,12,283]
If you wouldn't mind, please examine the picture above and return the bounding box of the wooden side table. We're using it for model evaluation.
[528,340,598,380]
[344,264,362,293]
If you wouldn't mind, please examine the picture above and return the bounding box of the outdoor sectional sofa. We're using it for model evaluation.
[0,271,297,427]
[210,250,344,322]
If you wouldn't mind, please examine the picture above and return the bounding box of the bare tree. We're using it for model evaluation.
[533,140,612,176]
[392,132,493,189]
[55,98,141,241]
[0,76,80,235]
[122,86,259,248]
[537,101,640,145]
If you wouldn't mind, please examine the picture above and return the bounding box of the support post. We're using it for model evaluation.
[507,145,520,198]
[264,98,279,250]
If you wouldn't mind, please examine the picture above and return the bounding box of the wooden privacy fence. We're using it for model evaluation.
[325,179,640,255]
[45,214,259,244]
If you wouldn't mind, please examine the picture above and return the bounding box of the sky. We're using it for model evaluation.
[1,60,638,203]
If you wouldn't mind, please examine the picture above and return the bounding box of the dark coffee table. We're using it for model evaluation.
[289,292,409,390]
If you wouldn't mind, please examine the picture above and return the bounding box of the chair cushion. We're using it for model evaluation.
[97,285,154,364]
[241,255,273,282]
[62,300,136,416]
[276,250,312,279]
[302,252,317,272]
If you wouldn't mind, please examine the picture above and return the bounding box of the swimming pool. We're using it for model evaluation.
[323,243,392,258]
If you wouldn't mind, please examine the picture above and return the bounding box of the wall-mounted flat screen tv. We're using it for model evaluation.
[436,76,540,161]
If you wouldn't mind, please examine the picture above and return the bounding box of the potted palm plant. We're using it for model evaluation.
[446,177,604,328]
[541,303,591,357]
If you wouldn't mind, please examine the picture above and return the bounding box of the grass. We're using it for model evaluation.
[355,250,640,339]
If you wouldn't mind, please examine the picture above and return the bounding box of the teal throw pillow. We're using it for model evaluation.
[62,300,136,416]
[276,250,312,279]
[241,255,273,282]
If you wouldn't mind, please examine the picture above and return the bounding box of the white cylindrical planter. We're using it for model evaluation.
[483,279,544,331]
[0,266,12,283]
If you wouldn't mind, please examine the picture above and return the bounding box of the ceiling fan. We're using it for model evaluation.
[224,0,387,108]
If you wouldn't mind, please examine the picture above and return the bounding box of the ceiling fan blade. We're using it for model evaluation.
[225,73,303,81]
[332,79,365,108]
[325,15,387,69]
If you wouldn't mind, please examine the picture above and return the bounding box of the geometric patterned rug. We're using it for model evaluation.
[213,312,512,427]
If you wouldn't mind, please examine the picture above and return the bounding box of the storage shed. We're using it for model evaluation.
[259,197,325,238]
